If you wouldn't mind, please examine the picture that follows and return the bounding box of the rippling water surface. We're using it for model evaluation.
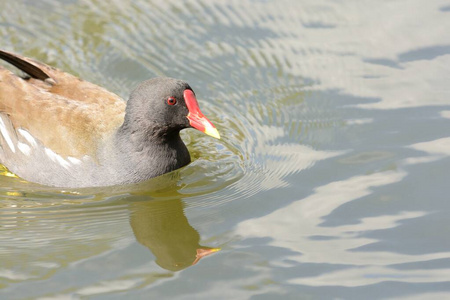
[1,0,450,298]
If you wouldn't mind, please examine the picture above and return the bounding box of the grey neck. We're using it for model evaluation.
[107,122,191,184]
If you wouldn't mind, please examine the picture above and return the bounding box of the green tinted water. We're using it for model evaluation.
[1,0,450,298]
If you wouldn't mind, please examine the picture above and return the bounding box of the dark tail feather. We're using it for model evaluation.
[0,49,51,81]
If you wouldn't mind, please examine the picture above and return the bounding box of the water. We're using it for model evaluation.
[1,0,450,298]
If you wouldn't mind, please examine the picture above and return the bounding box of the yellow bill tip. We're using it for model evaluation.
[204,125,221,139]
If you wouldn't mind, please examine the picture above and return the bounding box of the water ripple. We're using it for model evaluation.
[3,0,449,297]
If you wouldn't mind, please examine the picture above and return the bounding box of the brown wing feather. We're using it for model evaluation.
[0,49,51,81]
[0,50,126,158]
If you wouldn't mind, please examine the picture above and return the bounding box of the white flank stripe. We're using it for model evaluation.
[67,156,82,165]
[45,148,58,162]
[0,118,15,153]
[17,142,31,156]
[45,148,71,169]
[18,129,37,147]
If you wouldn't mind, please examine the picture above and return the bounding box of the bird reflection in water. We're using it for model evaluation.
[129,195,220,271]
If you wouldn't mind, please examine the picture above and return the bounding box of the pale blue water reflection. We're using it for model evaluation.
[1,0,450,299]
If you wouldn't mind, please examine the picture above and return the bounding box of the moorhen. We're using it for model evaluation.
[0,49,220,188]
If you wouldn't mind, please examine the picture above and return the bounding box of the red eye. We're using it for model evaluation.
[167,97,177,106]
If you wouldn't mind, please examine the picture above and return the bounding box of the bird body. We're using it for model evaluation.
[0,50,219,187]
